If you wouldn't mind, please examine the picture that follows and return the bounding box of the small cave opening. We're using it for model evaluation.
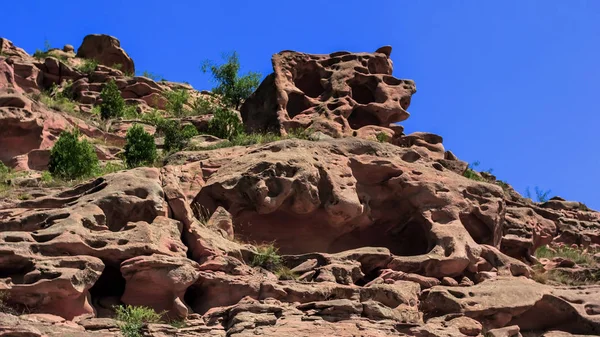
[293,69,325,98]
[286,92,311,118]
[348,106,381,129]
[328,216,431,256]
[459,213,494,245]
[349,82,375,104]
[89,264,126,318]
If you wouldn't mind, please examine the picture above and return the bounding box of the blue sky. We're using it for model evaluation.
[5,1,599,209]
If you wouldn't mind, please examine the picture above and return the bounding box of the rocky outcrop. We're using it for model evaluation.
[1,37,599,337]
[241,47,416,139]
[76,34,135,75]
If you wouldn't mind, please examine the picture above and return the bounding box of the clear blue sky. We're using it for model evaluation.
[5,1,599,209]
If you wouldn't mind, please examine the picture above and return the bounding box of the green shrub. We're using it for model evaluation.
[160,120,198,152]
[375,132,389,143]
[112,63,123,70]
[124,125,157,168]
[164,89,190,117]
[140,109,165,126]
[190,95,218,115]
[202,52,261,109]
[99,79,125,120]
[115,305,162,337]
[525,186,552,202]
[48,129,99,179]
[207,107,243,140]
[0,162,10,182]
[32,40,53,59]
[463,161,484,181]
[77,59,99,75]
[141,71,161,81]
[123,105,140,119]
[251,244,282,271]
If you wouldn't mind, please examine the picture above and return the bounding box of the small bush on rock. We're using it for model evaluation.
[164,89,190,117]
[115,305,162,337]
[124,125,157,168]
[251,244,282,271]
[160,120,198,152]
[202,51,261,109]
[376,132,389,143]
[77,58,98,74]
[99,79,125,120]
[207,107,243,140]
[49,129,99,180]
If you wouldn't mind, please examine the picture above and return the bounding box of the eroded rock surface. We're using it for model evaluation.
[1,38,599,337]
[241,47,416,140]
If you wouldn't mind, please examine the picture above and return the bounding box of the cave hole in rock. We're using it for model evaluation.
[293,67,325,98]
[349,82,375,104]
[286,92,312,118]
[348,106,381,129]
[459,213,494,245]
[382,76,402,86]
[328,215,431,256]
[232,207,432,257]
[89,264,126,318]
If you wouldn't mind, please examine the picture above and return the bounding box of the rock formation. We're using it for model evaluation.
[241,46,416,140]
[0,35,599,337]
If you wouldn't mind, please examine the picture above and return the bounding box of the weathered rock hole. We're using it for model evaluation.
[89,265,126,317]
[293,70,324,98]
[348,106,381,129]
[382,76,402,86]
[350,82,375,104]
[329,217,431,256]
[286,92,311,118]
[459,213,493,245]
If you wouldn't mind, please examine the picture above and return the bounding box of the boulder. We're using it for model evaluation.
[76,34,134,75]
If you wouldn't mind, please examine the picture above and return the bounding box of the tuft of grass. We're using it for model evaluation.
[251,244,282,271]
[188,129,313,151]
[114,305,162,337]
[169,320,186,329]
[17,193,31,201]
[275,266,298,280]
[40,90,78,114]
[191,203,211,225]
[141,71,161,81]
[535,245,595,266]
[76,59,99,75]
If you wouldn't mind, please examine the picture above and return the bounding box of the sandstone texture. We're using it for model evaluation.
[1,36,599,337]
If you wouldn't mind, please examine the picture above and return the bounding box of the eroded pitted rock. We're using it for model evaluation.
[190,138,527,280]
[241,47,416,138]
[0,256,103,319]
[0,168,188,318]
